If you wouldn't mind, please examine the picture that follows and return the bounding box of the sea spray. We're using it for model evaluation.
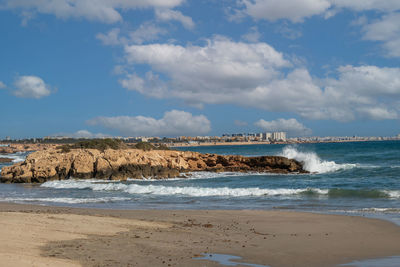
[280,146,356,173]
[0,152,28,163]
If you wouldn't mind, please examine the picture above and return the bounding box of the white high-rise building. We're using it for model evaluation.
[262,132,272,141]
[272,132,286,141]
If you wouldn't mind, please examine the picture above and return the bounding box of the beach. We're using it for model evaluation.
[0,203,399,267]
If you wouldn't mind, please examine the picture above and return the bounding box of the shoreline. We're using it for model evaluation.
[1,203,400,266]
[1,139,398,153]
[170,139,399,148]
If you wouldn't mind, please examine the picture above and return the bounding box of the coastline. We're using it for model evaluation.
[1,203,400,267]
[170,139,399,148]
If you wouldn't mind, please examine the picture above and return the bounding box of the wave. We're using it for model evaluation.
[330,208,400,214]
[0,152,27,163]
[280,146,357,173]
[0,196,130,204]
[126,171,283,182]
[41,180,327,197]
[41,180,400,199]
[360,208,400,213]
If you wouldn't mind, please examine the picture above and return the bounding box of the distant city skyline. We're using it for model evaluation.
[1,1,400,138]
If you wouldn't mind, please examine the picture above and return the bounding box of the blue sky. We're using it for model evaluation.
[1,0,400,138]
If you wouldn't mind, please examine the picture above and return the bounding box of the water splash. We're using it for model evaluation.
[280,146,356,173]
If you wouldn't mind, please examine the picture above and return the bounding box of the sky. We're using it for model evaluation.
[0,0,400,139]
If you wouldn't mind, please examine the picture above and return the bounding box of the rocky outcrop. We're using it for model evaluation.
[0,144,56,154]
[0,148,307,183]
[0,158,13,163]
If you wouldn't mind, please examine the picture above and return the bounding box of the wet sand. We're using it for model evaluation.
[0,203,399,267]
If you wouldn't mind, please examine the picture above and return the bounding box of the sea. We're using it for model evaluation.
[0,141,399,225]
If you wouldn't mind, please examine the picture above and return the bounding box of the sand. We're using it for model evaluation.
[0,203,399,267]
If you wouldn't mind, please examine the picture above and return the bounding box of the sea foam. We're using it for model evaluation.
[0,152,27,163]
[41,180,325,197]
[280,146,356,173]
[0,196,130,204]
[38,179,400,199]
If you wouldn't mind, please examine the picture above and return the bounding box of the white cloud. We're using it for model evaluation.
[2,0,185,24]
[255,118,312,136]
[88,110,211,137]
[129,22,167,44]
[123,37,291,104]
[155,8,195,29]
[241,0,331,23]
[239,0,400,23]
[96,28,122,46]
[236,0,400,57]
[360,12,400,57]
[0,81,6,89]
[321,65,400,120]
[333,0,400,12]
[13,75,52,99]
[241,26,261,42]
[97,23,167,46]
[119,37,400,121]
[120,72,168,98]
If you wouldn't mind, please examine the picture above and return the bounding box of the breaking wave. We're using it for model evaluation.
[280,146,357,173]
[0,196,130,204]
[0,152,27,163]
[41,180,400,199]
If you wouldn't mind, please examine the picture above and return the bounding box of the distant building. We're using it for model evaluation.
[272,132,287,141]
[263,132,272,141]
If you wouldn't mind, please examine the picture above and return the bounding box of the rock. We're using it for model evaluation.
[0,144,56,154]
[0,148,307,183]
[0,158,13,163]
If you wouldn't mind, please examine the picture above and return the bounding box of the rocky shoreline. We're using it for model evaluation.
[0,148,307,183]
[0,158,13,163]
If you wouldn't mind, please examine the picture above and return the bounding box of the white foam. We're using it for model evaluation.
[0,152,27,163]
[125,171,280,182]
[385,190,400,198]
[41,180,329,197]
[280,146,356,173]
[0,196,130,204]
[331,208,400,214]
[361,208,400,213]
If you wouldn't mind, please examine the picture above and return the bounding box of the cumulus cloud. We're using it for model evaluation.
[155,8,195,29]
[238,0,400,23]
[2,0,184,24]
[255,118,312,136]
[122,36,291,105]
[97,23,167,46]
[96,28,122,46]
[360,12,400,57]
[88,110,211,137]
[333,0,400,12]
[241,26,261,42]
[241,0,332,23]
[128,23,167,45]
[119,37,400,121]
[236,0,400,57]
[12,75,52,99]
[0,81,6,89]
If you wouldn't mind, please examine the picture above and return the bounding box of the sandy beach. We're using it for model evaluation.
[0,203,399,267]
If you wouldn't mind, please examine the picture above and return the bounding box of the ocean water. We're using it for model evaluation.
[0,141,399,224]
